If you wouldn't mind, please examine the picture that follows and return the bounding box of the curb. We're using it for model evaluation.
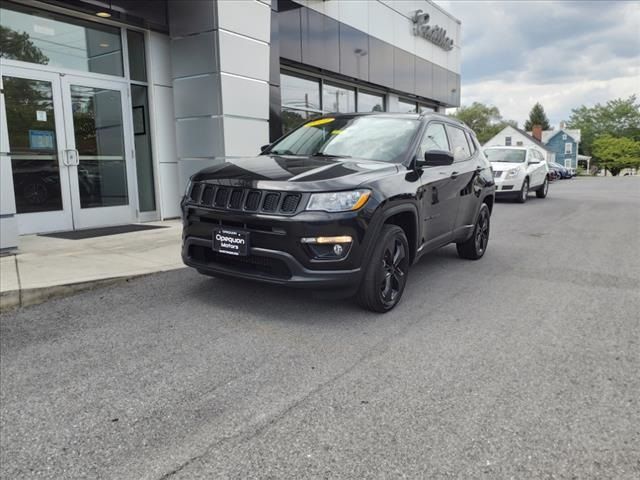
[0,273,155,313]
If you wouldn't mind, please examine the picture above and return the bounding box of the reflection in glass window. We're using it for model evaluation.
[127,30,147,82]
[131,85,155,211]
[3,76,64,214]
[70,85,128,208]
[419,123,449,158]
[281,73,321,111]
[281,108,321,134]
[323,83,355,113]
[397,99,417,113]
[357,91,385,112]
[269,117,420,163]
[0,3,123,76]
[446,125,472,162]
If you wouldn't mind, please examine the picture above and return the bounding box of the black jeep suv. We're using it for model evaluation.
[182,113,495,312]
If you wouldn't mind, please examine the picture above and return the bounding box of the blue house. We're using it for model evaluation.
[530,124,581,172]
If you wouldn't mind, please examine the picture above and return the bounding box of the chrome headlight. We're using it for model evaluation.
[506,167,522,178]
[306,189,371,212]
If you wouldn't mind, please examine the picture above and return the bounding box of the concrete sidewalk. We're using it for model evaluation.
[0,220,184,311]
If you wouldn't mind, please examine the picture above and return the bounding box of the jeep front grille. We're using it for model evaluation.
[188,183,304,215]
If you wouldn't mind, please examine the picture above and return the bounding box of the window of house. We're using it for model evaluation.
[0,2,124,76]
[565,142,572,154]
[323,83,355,113]
[418,123,449,159]
[445,125,472,162]
[505,136,512,146]
[562,134,567,140]
[357,91,385,112]
[419,104,435,114]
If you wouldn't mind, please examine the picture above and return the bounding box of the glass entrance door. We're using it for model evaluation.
[1,66,135,233]
[2,67,73,234]
[60,75,135,229]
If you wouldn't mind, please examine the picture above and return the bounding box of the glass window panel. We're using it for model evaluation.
[419,105,435,114]
[280,73,321,112]
[2,76,63,213]
[127,30,147,82]
[281,108,320,134]
[445,125,472,162]
[357,91,385,112]
[322,83,355,113]
[419,123,449,158]
[131,85,155,211]
[70,85,128,208]
[397,99,417,113]
[0,3,123,76]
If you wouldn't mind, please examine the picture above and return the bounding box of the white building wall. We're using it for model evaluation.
[484,126,555,163]
[147,31,181,219]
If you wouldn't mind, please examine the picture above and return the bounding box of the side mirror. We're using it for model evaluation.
[260,144,270,153]
[417,150,455,168]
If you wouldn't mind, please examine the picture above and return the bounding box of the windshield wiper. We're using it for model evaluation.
[311,152,351,158]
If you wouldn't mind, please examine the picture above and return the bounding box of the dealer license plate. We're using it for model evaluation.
[212,228,249,256]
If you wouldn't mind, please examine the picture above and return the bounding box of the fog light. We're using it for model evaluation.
[301,235,353,244]
[333,244,344,256]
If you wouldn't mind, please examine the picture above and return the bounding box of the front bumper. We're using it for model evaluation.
[183,237,361,288]
[181,201,372,289]
[493,175,523,194]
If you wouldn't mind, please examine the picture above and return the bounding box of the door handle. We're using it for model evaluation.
[63,149,79,166]
[450,171,459,179]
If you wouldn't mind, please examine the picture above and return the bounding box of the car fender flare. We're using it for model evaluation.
[362,203,421,265]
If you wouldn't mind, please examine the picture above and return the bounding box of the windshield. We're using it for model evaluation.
[485,149,526,163]
[268,116,420,163]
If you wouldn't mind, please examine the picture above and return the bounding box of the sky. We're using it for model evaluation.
[434,0,640,128]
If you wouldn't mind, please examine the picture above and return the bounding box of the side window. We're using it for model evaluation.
[445,125,472,162]
[419,123,449,158]
[465,130,477,155]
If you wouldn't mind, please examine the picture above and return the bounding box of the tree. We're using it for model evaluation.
[524,102,551,131]
[591,135,640,176]
[567,96,640,156]
[451,102,517,144]
[0,26,49,64]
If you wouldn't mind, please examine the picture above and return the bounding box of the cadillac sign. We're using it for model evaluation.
[411,10,454,51]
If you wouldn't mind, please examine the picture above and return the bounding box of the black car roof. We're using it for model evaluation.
[316,111,468,128]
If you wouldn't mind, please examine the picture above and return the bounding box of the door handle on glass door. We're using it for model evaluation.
[64,149,79,166]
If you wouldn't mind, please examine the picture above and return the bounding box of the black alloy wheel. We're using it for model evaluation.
[357,225,410,312]
[457,203,491,260]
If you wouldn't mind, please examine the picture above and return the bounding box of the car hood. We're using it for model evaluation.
[191,155,399,191]
[490,161,525,172]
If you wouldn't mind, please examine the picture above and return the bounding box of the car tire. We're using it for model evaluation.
[357,225,410,313]
[516,178,529,203]
[536,177,549,198]
[456,203,490,260]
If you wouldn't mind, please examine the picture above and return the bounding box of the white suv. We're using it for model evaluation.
[485,147,550,203]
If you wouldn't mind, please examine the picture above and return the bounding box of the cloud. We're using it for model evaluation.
[435,0,640,126]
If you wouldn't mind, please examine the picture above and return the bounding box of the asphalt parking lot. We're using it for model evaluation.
[1,177,639,479]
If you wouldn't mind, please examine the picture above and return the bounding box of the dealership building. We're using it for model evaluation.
[0,0,461,250]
